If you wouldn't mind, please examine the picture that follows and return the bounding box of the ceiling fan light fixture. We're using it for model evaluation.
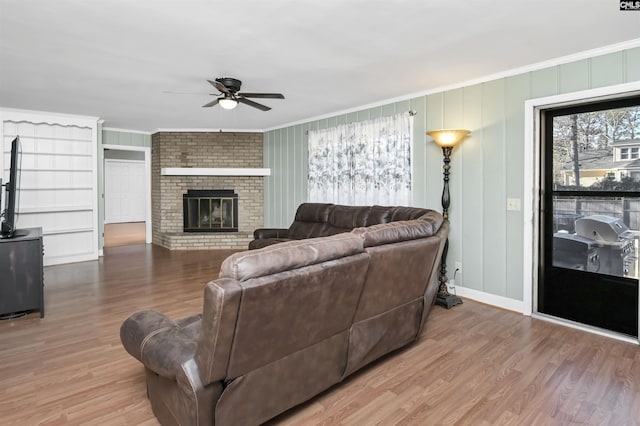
[219,97,238,110]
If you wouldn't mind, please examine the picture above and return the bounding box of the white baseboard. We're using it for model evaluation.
[44,253,98,267]
[452,286,526,314]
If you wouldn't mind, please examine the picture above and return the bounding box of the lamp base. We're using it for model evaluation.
[436,294,463,309]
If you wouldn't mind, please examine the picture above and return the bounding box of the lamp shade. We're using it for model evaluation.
[219,97,238,110]
[427,129,470,147]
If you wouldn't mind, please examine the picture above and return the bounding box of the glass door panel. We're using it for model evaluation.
[539,97,640,337]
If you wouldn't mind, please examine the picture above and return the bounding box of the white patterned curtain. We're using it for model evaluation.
[308,111,413,205]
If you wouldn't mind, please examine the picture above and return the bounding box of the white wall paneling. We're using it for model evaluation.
[0,109,99,266]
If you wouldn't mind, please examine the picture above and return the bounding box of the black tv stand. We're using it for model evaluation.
[0,228,44,319]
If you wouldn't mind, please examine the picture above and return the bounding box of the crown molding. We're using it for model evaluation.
[153,128,264,134]
[265,38,640,132]
[102,126,152,135]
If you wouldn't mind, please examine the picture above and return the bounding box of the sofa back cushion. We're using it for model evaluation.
[205,233,369,381]
[287,203,337,239]
[353,213,443,248]
[220,233,363,281]
[327,205,371,228]
[389,206,431,221]
[284,203,437,240]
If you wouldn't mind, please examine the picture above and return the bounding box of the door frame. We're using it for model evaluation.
[102,144,151,244]
[523,81,640,343]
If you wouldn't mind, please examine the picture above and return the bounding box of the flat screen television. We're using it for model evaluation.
[1,136,21,239]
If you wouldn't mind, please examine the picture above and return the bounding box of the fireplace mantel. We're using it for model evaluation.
[161,167,271,176]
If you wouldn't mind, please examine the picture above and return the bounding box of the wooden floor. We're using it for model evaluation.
[104,222,146,248]
[1,245,639,425]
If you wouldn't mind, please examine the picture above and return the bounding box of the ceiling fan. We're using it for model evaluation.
[202,77,284,111]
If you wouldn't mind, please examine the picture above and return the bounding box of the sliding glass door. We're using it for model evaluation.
[539,96,640,337]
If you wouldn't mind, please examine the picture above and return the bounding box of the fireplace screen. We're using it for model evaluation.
[183,189,238,232]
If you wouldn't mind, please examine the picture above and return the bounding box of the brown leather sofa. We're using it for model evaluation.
[120,204,448,425]
[249,202,435,249]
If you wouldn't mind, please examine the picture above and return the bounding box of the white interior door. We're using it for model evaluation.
[105,159,145,223]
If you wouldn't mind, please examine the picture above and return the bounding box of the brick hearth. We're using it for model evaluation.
[151,131,264,249]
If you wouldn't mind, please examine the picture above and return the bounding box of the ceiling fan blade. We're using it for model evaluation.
[238,92,285,99]
[207,79,229,94]
[202,98,220,108]
[238,97,271,111]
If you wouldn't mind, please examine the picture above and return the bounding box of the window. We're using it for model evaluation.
[621,147,629,160]
[619,147,640,160]
[308,112,413,205]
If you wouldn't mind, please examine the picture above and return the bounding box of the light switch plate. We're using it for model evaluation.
[507,198,521,211]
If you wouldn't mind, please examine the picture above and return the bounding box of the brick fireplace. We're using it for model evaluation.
[151,131,264,249]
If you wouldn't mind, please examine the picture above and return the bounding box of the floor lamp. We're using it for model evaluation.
[427,129,470,309]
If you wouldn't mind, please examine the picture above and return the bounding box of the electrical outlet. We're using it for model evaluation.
[448,279,455,291]
[455,261,462,273]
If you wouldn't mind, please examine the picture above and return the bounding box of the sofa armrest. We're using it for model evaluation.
[253,228,289,240]
[120,310,200,379]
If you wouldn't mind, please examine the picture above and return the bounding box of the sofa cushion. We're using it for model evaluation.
[328,205,371,228]
[390,206,430,221]
[293,202,333,222]
[365,205,393,225]
[220,233,364,281]
[352,215,442,247]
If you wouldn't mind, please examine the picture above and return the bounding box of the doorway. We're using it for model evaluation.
[102,146,152,248]
[538,95,640,338]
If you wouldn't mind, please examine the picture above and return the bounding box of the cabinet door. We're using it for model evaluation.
[0,237,42,315]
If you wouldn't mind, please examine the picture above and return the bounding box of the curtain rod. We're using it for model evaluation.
[302,110,417,135]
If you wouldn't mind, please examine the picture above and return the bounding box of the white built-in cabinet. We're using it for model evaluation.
[1,109,99,266]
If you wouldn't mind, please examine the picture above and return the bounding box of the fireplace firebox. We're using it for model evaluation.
[183,189,238,232]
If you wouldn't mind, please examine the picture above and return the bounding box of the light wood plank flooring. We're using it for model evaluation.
[1,244,639,425]
[104,222,146,248]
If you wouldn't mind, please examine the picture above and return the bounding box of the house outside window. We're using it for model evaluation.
[619,146,640,160]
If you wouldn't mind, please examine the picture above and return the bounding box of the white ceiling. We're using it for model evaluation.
[1,0,639,133]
